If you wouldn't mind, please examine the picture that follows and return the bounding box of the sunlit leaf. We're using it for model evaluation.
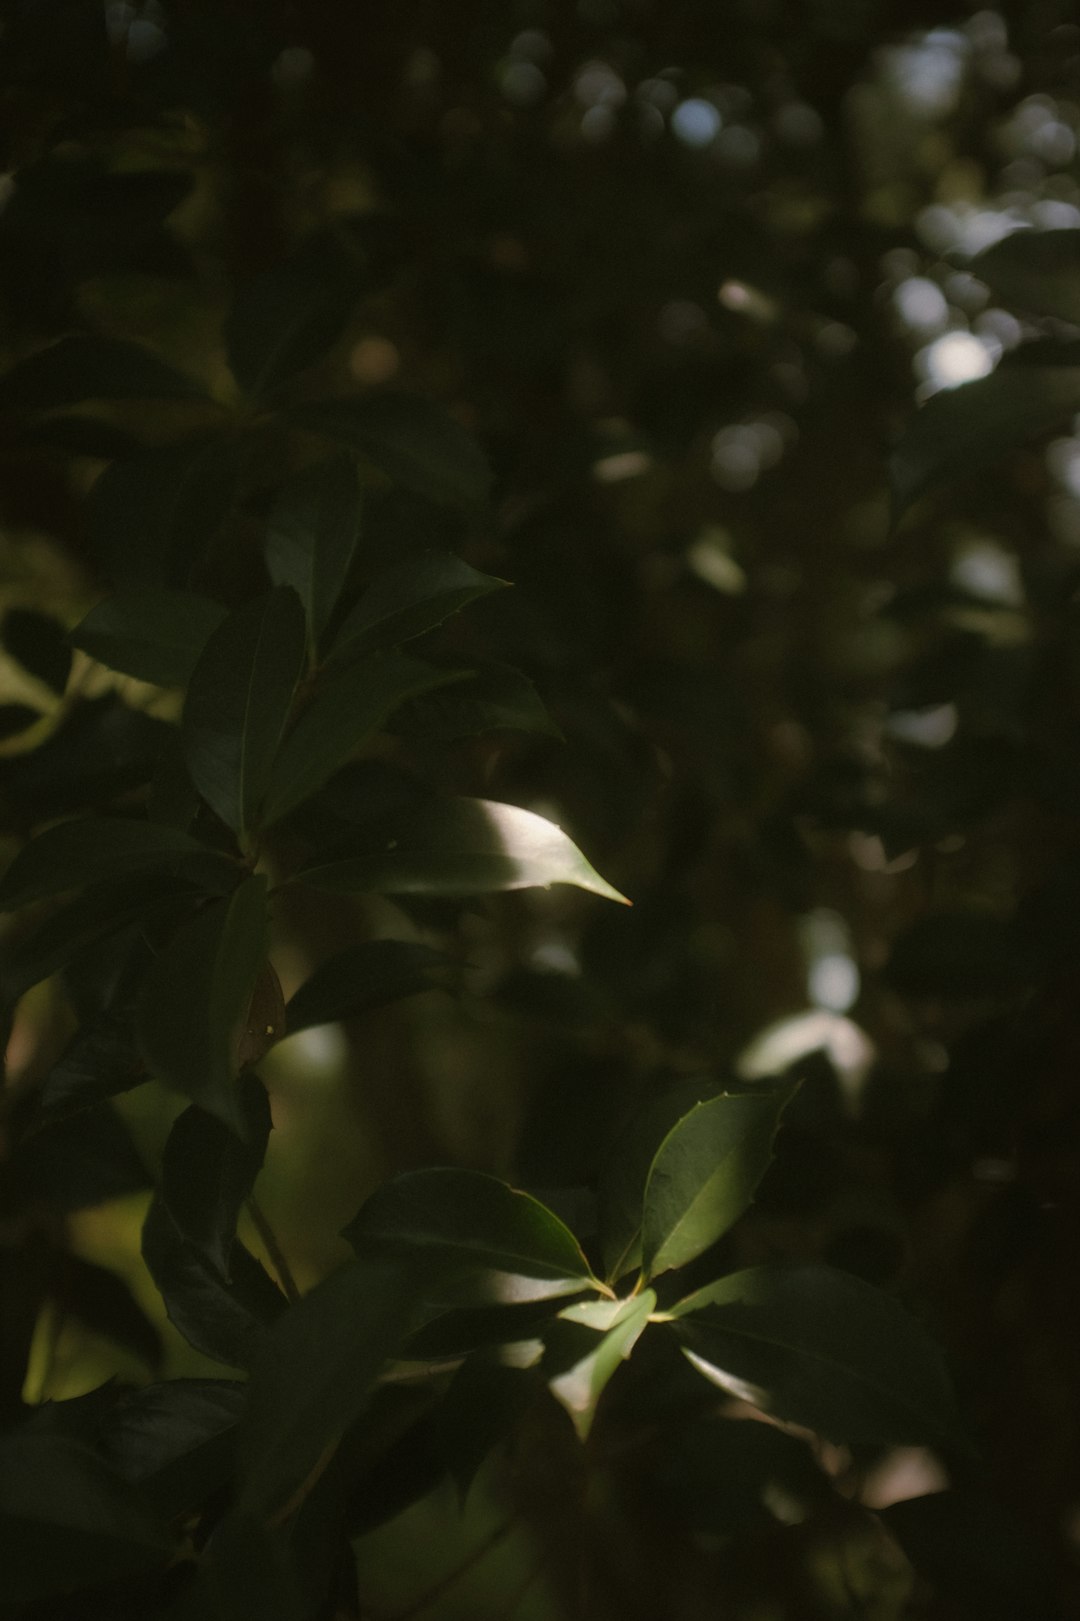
[672,1265,965,1449]
[290,391,492,508]
[284,939,448,1034]
[294,796,630,905]
[0,817,238,912]
[329,551,507,662]
[71,588,227,687]
[641,1085,797,1280]
[183,587,307,837]
[0,333,206,410]
[135,874,268,1129]
[262,655,463,826]
[266,454,363,648]
[544,1289,655,1439]
[891,361,1080,518]
[972,228,1080,327]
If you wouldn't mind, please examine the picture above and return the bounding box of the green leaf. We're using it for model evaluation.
[183,587,307,837]
[142,1196,286,1368]
[294,795,630,905]
[0,1433,172,1603]
[672,1265,964,1449]
[266,454,363,648]
[225,233,362,399]
[544,1289,655,1439]
[0,333,206,410]
[434,1357,537,1501]
[342,1168,596,1305]
[0,817,239,912]
[71,588,227,687]
[186,1510,311,1621]
[329,551,507,662]
[971,228,1080,326]
[2,607,71,694]
[236,1256,431,1515]
[285,939,448,1034]
[101,1380,245,1521]
[37,1017,145,1122]
[135,874,268,1129]
[598,1080,722,1285]
[393,660,561,744]
[87,438,240,586]
[289,391,492,508]
[890,362,1080,518]
[262,655,463,826]
[160,1073,272,1274]
[641,1085,796,1280]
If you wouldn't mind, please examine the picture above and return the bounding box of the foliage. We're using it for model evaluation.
[1,3,1078,1618]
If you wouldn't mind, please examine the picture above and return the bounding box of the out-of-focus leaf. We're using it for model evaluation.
[0,703,42,741]
[2,608,71,695]
[47,1252,163,1371]
[544,1290,655,1439]
[393,660,561,743]
[343,1168,596,1305]
[0,1433,173,1603]
[183,587,306,837]
[646,1414,830,1538]
[184,1509,311,1621]
[263,655,463,826]
[0,333,205,410]
[135,875,268,1130]
[0,697,172,827]
[160,1073,272,1274]
[891,363,1080,518]
[599,1081,723,1285]
[294,795,630,905]
[141,1196,286,1369]
[284,939,448,1034]
[266,454,362,648]
[881,1490,1059,1621]
[0,817,238,912]
[672,1265,965,1449]
[14,1104,151,1212]
[289,391,492,508]
[71,588,227,687]
[972,229,1080,327]
[87,438,240,586]
[641,1085,797,1281]
[236,1256,432,1516]
[36,1017,145,1121]
[225,233,362,399]
[329,551,507,662]
[434,1356,537,1501]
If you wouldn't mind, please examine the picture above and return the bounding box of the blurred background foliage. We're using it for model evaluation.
[2,0,1080,1615]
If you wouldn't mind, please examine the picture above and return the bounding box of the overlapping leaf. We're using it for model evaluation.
[289,391,491,508]
[0,818,238,912]
[284,939,448,1034]
[265,455,363,648]
[71,588,227,687]
[329,551,506,662]
[544,1290,655,1439]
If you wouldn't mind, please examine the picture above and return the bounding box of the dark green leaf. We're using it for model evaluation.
[393,660,561,743]
[0,696,172,826]
[0,333,205,410]
[647,1413,830,1538]
[599,1080,723,1285]
[266,455,363,647]
[87,438,240,586]
[672,1265,964,1449]
[294,795,630,904]
[15,1104,151,1211]
[0,1433,172,1602]
[0,702,42,740]
[183,587,307,838]
[236,1256,431,1515]
[891,363,1080,518]
[544,1290,655,1439]
[0,817,238,912]
[161,1074,272,1274]
[329,552,507,662]
[2,607,71,694]
[0,874,201,1010]
[641,1085,797,1280]
[71,588,227,687]
[142,1196,286,1368]
[881,1490,1059,1621]
[343,1168,596,1303]
[101,1379,245,1520]
[37,1017,145,1121]
[47,1252,162,1371]
[434,1356,537,1501]
[284,939,448,1034]
[290,391,492,508]
[971,228,1080,327]
[263,655,463,826]
[226,234,362,399]
[188,1510,311,1621]
[136,875,268,1129]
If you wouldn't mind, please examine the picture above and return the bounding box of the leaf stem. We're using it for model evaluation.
[246,1194,301,1304]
